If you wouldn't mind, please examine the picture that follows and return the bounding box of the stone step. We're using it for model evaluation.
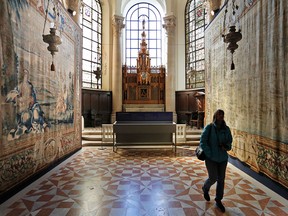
[82,140,199,146]
[82,133,201,141]
[185,140,200,146]
[81,126,202,146]
[82,128,102,135]
[82,140,104,146]
[82,134,102,141]
[186,135,201,141]
[82,128,203,134]
[82,131,102,136]
[186,129,203,134]
[82,142,199,147]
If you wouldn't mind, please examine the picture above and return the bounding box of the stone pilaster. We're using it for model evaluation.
[111,15,125,122]
[68,0,81,24]
[163,15,176,120]
[207,0,222,21]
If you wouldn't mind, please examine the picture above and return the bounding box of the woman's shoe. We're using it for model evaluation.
[215,200,225,212]
[202,187,210,201]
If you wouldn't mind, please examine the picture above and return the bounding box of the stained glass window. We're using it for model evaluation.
[185,0,207,89]
[80,0,102,89]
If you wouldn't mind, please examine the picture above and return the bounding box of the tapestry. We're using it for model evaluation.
[0,0,82,196]
[205,0,288,188]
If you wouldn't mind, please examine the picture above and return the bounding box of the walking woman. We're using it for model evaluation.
[199,109,233,212]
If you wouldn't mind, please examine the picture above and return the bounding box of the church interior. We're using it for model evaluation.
[0,0,287,215]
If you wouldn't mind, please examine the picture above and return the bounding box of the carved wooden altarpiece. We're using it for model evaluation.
[122,20,165,104]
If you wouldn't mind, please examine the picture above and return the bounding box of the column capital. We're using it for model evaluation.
[162,15,176,36]
[112,15,125,36]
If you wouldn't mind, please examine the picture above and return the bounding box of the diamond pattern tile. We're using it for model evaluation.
[0,146,287,216]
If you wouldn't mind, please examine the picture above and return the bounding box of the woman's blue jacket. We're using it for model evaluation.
[199,122,233,162]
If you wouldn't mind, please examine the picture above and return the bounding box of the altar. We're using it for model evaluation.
[113,112,176,152]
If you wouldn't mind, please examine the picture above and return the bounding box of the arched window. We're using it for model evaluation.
[124,3,162,67]
[185,0,207,89]
[80,0,102,89]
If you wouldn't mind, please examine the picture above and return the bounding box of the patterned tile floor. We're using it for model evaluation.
[0,146,287,216]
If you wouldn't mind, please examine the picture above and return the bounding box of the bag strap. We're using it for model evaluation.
[207,123,212,146]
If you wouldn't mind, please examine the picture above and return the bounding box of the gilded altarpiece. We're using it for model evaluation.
[0,0,82,196]
[205,0,288,188]
[122,66,165,104]
[122,21,165,104]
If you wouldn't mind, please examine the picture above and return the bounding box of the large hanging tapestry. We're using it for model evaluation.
[0,0,82,197]
[205,0,288,188]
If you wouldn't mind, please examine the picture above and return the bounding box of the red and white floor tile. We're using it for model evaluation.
[0,146,287,216]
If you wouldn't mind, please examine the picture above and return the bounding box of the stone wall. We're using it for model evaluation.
[205,0,288,188]
[0,0,82,197]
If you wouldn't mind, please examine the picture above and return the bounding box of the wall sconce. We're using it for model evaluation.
[93,42,102,89]
[42,0,62,71]
[222,0,242,70]
[67,8,76,16]
[93,66,102,89]
[211,8,220,16]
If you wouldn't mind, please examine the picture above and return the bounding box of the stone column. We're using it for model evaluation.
[68,0,81,24]
[111,15,125,122]
[208,0,222,21]
[163,15,176,121]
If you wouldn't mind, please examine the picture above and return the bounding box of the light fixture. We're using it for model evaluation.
[42,0,62,71]
[222,0,242,70]
[67,8,76,16]
[93,66,101,89]
[211,8,220,16]
[93,36,102,89]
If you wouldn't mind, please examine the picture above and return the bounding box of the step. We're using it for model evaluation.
[186,134,201,141]
[183,140,200,146]
[186,129,203,134]
[82,131,102,135]
[82,134,102,141]
[82,127,102,141]
[82,140,199,147]
[82,140,108,146]
[81,127,203,146]
[82,128,101,134]
[81,137,200,146]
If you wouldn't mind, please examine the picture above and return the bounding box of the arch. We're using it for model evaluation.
[123,2,163,67]
[121,0,166,17]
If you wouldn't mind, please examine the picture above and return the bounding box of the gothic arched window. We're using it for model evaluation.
[185,0,207,89]
[124,3,162,67]
[80,0,102,89]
